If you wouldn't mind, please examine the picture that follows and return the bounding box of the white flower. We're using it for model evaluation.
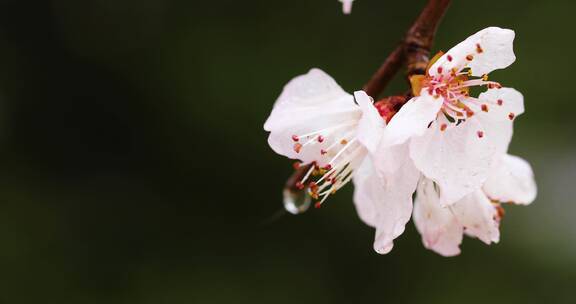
[339,0,354,14]
[264,69,384,206]
[264,69,418,253]
[378,27,523,206]
[413,153,537,256]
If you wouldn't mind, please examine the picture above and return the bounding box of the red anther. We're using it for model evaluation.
[323,164,332,170]
[488,83,502,89]
[508,113,515,120]
[476,43,484,53]
[447,55,453,62]
[309,182,318,190]
[320,149,327,155]
[295,181,304,190]
[496,205,506,220]
[440,123,447,131]
[481,104,489,112]
[466,110,475,117]
[340,139,348,145]
[477,131,484,138]
[466,54,474,61]
[291,135,299,142]
[317,135,324,143]
[497,99,503,106]
[314,202,322,209]
[437,66,443,74]
[293,143,302,153]
[292,162,301,170]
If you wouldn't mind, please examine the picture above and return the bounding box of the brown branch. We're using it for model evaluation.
[404,0,452,77]
[364,0,452,99]
[363,45,405,98]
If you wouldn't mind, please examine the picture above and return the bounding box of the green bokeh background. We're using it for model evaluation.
[0,0,573,303]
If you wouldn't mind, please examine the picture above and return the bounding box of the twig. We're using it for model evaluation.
[363,45,405,98]
[364,0,452,98]
[404,0,452,77]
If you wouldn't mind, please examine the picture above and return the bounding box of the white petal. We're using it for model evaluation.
[483,154,537,205]
[355,90,386,154]
[430,27,516,77]
[380,92,442,147]
[352,157,420,254]
[372,141,411,180]
[451,190,500,245]
[264,68,356,131]
[339,0,354,14]
[413,178,463,257]
[458,87,523,157]
[264,69,361,165]
[410,116,497,206]
[478,87,525,119]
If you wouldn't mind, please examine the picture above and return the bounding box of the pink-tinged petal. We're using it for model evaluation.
[451,190,500,245]
[339,0,354,14]
[430,27,516,77]
[264,69,361,165]
[410,116,497,206]
[413,178,463,257]
[355,90,386,154]
[352,157,420,254]
[484,154,537,205]
[380,92,443,147]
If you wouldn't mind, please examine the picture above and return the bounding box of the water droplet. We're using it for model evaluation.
[283,188,311,215]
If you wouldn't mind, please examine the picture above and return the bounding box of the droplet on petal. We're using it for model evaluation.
[283,188,311,215]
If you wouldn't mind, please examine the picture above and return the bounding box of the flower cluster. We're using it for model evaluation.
[264,27,536,256]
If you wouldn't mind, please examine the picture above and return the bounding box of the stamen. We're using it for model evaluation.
[476,43,484,54]
[293,143,302,153]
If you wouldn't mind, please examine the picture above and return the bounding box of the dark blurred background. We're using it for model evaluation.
[0,0,573,303]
